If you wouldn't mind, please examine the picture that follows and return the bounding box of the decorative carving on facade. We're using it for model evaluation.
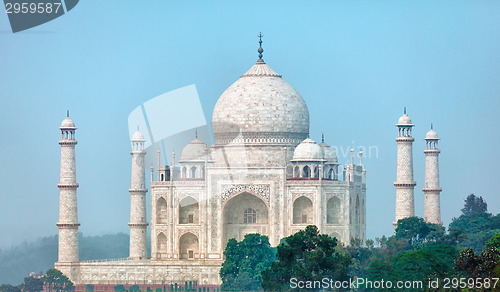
[221,184,270,205]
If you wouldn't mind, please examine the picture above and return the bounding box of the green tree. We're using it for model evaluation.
[486,233,500,250]
[455,246,500,278]
[261,225,351,291]
[345,238,375,278]
[0,285,21,292]
[394,217,431,247]
[220,233,276,291]
[43,269,74,292]
[23,276,43,292]
[395,245,458,283]
[450,212,500,252]
[461,194,488,215]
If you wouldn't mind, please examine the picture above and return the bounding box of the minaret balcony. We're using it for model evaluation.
[57,183,79,188]
[423,187,442,192]
[393,182,417,187]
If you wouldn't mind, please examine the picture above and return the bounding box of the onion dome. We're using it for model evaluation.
[180,138,211,162]
[319,140,338,164]
[292,138,324,161]
[212,35,309,145]
[131,130,145,142]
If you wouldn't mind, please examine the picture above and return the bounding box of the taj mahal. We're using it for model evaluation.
[54,37,441,287]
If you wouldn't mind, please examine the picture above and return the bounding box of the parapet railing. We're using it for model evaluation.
[79,257,134,263]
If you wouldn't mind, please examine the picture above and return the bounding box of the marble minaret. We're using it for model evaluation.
[423,125,442,224]
[57,112,80,263]
[129,129,148,259]
[394,108,416,225]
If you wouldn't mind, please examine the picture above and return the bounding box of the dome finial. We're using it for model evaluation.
[257,32,264,63]
[322,133,324,143]
[195,129,198,139]
[431,123,433,130]
[67,110,70,117]
[404,107,406,115]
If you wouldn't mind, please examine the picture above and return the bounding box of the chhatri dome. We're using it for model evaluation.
[425,125,439,140]
[180,133,211,162]
[397,108,413,126]
[212,33,309,145]
[319,135,338,164]
[292,137,323,161]
[131,129,145,141]
[60,111,75,128]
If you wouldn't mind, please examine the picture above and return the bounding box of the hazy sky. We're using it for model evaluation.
[1,1,499,249]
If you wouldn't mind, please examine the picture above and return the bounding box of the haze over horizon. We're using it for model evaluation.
[1,1,499,249]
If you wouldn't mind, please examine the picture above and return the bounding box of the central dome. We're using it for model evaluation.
[212,62,310,145]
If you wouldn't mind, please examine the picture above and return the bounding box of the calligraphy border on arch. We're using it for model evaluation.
[220,184,270,206]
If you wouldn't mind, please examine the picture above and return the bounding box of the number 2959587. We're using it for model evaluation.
[5,2,62,14]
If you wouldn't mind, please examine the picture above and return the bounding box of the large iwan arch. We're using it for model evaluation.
[222,192,268,245]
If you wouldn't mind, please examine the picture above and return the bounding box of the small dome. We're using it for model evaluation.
[180,138,211,162]
[425,129,439,140]
[397,114,413,125]
[292,138,323,161]
[131,130,145,141]
[319,142,338,164]
[60,117,75,128]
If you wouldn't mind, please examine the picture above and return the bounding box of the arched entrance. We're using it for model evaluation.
[179,196,199,224]
[157,232,167,259]
[222,192,268,245]
[179,232,198,260]
[293,196,313,224]
[327,197,341,224]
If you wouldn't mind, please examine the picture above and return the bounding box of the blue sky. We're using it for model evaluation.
[0,0,499,249]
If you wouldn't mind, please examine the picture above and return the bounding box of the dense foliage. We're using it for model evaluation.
[261,225,350,291]
[43,269,74,292]
[220,234,276,291]
[450,194,500,252]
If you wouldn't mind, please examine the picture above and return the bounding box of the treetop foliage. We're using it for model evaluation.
[461,194,488,215]
[261,225,350,291]
[220,234,276,291]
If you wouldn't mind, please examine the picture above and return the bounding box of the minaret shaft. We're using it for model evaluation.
[394,112,416,226]
[423,136,442,224]
[129,134,148,259]
[394,137,416,222]
[57,119,80,263]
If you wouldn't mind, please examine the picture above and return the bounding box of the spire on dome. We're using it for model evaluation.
[67,110,70,117]
[322,133,324,143]
[195,129,198,139]
[431,123,433,130]
[257,32,264,64]
[404,107,406,114]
